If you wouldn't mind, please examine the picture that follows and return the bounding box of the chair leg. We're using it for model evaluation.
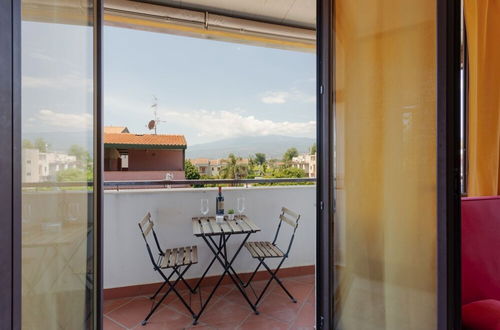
[150,281,167,300]
[243,259,264,288]
[142,265,197,326]
[172,267,196,294]
[150,266,177,300]
[254,258,296,306]
[261,259,296,303]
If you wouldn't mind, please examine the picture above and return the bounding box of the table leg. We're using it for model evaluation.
[208,235,245,286]
[192,235,226,292]
[194,233,258,324]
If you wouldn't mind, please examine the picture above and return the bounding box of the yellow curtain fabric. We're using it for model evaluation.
[465,0,500,197]
[334,0,437,328]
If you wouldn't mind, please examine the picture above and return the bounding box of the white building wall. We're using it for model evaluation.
[21,149,78,182]
[292,153,317,178]
[22,148,40,183]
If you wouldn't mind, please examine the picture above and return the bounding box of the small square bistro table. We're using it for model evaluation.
[191,215,261,324]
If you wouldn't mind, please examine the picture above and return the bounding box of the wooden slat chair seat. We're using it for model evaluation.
[243,207,301,306]
[160,246,198,268]
[245,241,284,258]
[138,212,198,325]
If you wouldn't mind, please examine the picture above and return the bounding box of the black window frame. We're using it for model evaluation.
[0,0,21,327]
[1,0,461,328]
[316,0,462,328]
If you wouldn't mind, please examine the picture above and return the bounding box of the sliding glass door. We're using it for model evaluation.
[328,0,459,328]
[21,0,100,328]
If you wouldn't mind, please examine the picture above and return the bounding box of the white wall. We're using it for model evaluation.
[104,185,316,289]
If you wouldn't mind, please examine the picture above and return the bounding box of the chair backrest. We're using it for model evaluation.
[272,207,301,256]
[279,207,300,228]
[138,212,153,238]
[138,212,162,268]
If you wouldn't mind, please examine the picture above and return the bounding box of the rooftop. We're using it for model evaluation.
[104,133,187,149]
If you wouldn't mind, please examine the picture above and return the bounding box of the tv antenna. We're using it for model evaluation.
[146,96,166,134]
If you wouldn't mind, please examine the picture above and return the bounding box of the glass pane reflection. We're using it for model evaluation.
[21,2,94,329]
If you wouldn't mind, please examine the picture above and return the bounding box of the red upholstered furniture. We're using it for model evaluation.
[462,197,500,329]
[463,300,500,330]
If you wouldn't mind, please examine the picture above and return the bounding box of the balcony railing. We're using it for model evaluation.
[22,177,317,189]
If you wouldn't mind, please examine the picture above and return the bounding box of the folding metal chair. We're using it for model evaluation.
[138,212,198,326]
[243,207,301,306]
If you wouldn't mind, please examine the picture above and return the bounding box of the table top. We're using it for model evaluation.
[192,215,260,236]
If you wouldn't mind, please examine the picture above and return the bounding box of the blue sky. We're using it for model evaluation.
[104,26,316,145]
[22,22,316,147]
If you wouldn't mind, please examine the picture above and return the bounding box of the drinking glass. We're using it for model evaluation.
[237,197,245,220]
[200,199,209,216]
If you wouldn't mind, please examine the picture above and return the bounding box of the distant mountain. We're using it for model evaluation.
[186,135,316,159]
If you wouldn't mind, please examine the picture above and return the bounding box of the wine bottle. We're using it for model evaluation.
[216,186,224,215]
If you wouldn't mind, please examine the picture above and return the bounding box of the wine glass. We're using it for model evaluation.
[200,199,209,217]
[237,197,245,222]
[67,202,80,222]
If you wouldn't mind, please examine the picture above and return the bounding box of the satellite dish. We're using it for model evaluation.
[147,120,156,130]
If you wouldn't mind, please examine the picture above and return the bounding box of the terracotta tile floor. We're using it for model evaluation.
[104,275,315,329]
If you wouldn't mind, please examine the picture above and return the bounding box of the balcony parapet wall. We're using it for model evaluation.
[104,185,316,289]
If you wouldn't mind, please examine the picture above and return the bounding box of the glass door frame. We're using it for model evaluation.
[436,0,462,328]
[316,0,334,329]
[0,0,22,327]
[315,0,462,329]
[1,0,104,328]
[1,0,460,328]
[94,0,104,327]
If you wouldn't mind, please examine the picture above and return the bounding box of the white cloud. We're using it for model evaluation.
[22,74,92,90]
[260,89,315,104]
[161,109,315,139]
[261,91,290,104]
[30,52,57,63]
[29,109,92,131]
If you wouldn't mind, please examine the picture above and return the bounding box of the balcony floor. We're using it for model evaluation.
[104,274,315,329]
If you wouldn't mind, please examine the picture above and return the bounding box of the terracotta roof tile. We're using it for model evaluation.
[104,133,187,147]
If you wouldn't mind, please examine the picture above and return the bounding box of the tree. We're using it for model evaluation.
[56,168,86,182]
[184,160,201,180]
[68,144,91,162]
[272,166,306,178]
[248,156,255,168]
[283,147,299,162]
[255,153,266,165]
[310,143,317,155]
[23,139,34,149]
[34,137,49,152]
[219,153,247,179]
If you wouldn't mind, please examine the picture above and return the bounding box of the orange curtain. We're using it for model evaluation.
[334,0,437,328]
[465,0,500,196]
